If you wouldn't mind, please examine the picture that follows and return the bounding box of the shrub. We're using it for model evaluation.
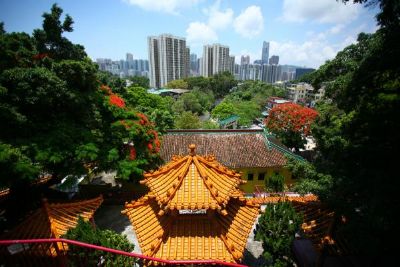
[63,217,135,266]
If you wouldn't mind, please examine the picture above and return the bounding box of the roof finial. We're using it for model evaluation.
[189,144,196,156]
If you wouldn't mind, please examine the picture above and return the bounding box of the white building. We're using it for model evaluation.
[201,44,231,77]
[148,34,190,88]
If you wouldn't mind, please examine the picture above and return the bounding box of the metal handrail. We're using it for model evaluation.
[0,238,248,266]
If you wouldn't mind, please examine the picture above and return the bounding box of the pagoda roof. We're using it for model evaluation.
[122,197,259,263]
[2,195,103,241]
[123,145,260,264]
[140,144,246,214]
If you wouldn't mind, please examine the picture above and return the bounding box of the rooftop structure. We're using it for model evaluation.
[160,129,304,193]
[122,144,260,264]
[1,195,103,255]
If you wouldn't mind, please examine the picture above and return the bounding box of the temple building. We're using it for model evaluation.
[1,195,103,256]
[122,144,260,265]
[160,129,304,193]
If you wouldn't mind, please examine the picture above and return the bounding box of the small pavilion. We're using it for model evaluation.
[122,144,260,265]
[1,195,103,256]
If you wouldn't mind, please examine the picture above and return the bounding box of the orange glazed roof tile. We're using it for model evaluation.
[3,195,103,240]
[123,145,260,264]
[140,145,245,213]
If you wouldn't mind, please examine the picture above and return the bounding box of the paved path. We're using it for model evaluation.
[94,205,141,254]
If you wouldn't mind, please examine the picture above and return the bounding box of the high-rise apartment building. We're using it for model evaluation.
[148,34,190,88]
[269,55,279,65]
[201,44,231,77]
[261,41,270,64]
[240,55,250,65]
[126,53,133,62]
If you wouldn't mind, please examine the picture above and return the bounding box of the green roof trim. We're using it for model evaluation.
[262,129,305,162]
[218,115,239,126]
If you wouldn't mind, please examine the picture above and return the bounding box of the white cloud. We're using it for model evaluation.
[234,6,264,38]
[186,0,233,46]
[282,0,361,24]
[186,22,218,44]
[329,24,345,34]
[207,7,234,30]
[269,31,353,68]
[123,0,200,15]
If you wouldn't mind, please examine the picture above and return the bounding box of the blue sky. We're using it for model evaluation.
[0,0,379,68]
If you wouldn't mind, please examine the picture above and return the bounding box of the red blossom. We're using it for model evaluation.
[147,143,153,151]
[109,94,125,108]
[137,113,149,125]
[129,147,136,160]
[265,103,318,136]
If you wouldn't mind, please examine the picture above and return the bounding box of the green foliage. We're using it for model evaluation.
[172,92,202,115]
[33,4,86,61]
[129,75,149,89]
[0,5,161,187]
[303,1,400,259]
[211,81,286,127]
[174,111,202,129]
[202,120,219,129]
[165,79,188,89]
[210,71,237,97]
[255,201,302,266]
[285,157,333,200]
[97,71,126,95]
[265,173,285,192]
[0,143,40,187]
[211,101,235,121]
[184,76,211,90]
[64,217,135,266]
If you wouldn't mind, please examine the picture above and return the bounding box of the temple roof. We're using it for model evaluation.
[2,195,103,240]
[160,129,303,168]
[140,145,245,214]
[123,197,259,263]
[123,145,260,263]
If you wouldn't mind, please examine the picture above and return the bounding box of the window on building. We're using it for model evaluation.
[247,173,254,181]
[258,173,265,180]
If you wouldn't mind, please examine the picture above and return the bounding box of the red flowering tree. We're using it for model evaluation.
[265,103,318,151]
[99,84,162,180]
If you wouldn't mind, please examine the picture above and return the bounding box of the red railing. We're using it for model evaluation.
[0,238,248,266]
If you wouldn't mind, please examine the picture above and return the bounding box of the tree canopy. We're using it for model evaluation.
[0,4,161,188]
[294,0,400,261]
[265,103,318,151]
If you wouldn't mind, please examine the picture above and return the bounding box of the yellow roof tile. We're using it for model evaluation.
[2,195,103,255]
[123,145,260,263]
[140,145,244,212]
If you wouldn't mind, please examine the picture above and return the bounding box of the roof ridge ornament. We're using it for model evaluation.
[189,143,196,156]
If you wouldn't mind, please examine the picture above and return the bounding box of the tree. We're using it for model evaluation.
[185,76,211,90]
[210,71,237,97]
[174,111,202,129]
[265,103,318,151]
[33,4,86,61]
[211,101,235,121]
[64,217,135,266]
[165,79,188,89]
[172,92,202,115]
[255,201,302,267]
[298,0,400,261]
[202,120,219,129]
[0,5,161,189]
[129,76,149,89]
[285,157,333,200]
[265,173,285,193]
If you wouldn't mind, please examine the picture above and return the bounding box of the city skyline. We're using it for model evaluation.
[0,0,379,68]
